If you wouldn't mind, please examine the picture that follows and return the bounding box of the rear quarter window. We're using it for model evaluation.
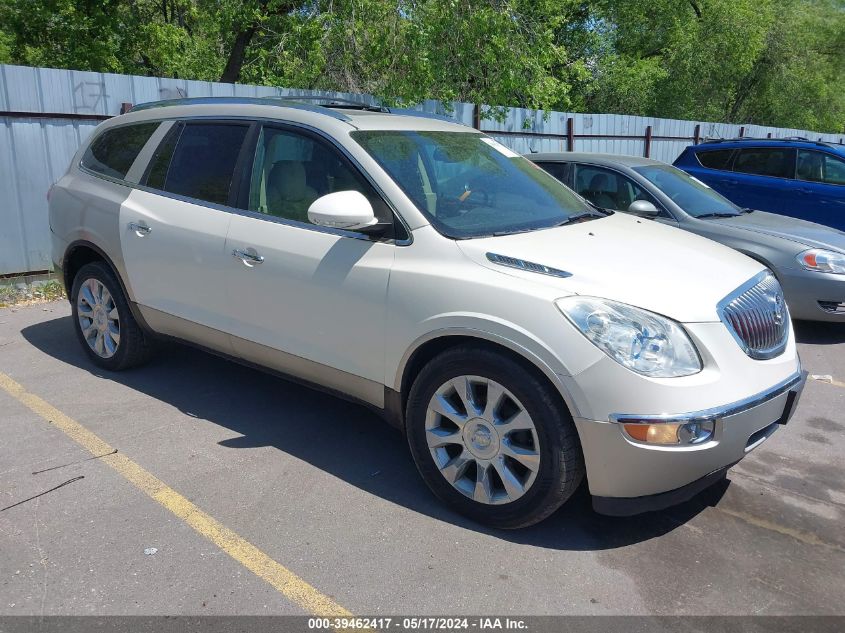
[81,122,160,180]
[695,149,734,170]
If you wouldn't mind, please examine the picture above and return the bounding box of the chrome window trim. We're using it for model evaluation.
[610,369,805,425]
[717,270,790,360]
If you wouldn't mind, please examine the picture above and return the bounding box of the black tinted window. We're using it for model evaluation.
[161,123,250,205]
[696,149,733,170]
[733,148,795,178]
[144,124,182,190]
[536,162,569,183]
[81,123,159,179]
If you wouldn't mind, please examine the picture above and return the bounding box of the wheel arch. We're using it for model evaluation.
[394,329,581,430]
[62,240,153,334]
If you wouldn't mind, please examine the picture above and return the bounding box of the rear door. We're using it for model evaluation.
[221,123,398,406]
[727,146,796,213]
[119,120,253,345]
[786,149,845,230]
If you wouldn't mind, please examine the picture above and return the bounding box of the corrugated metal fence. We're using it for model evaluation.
[2,63,843,276]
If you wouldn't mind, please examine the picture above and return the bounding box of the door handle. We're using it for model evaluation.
[128,221,152,237]
[232,248,265,267]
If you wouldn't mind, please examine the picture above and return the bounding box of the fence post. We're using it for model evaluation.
[767,132,773,139]
[739,126,745,138]
[644,125,652,158]
[693,124,701,145]
[567,117,574,152]
[472,104,480,130]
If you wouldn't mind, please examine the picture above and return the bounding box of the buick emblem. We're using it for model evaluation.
[772,294,785,326]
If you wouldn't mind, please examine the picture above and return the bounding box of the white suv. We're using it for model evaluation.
[49,98,805,527]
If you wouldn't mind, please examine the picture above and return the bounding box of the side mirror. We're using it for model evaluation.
[308,191,378,231]
[627,200,660,218]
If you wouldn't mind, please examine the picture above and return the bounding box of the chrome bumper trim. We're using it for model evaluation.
[610,369,806,425]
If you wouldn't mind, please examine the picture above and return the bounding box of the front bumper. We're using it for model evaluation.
[779,267,845,322]
[575,370,806,513]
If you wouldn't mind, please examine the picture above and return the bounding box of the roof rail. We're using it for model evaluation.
[128,96,352,121]
[267,95,389,113]
[701,136,837,149]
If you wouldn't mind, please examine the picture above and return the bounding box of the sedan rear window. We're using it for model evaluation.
[81,123,160,180]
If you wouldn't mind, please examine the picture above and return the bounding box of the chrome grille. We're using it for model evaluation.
[718,272,789,360]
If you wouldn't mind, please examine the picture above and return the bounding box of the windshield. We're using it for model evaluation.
[351,131,597,238]
[633,164,742,218]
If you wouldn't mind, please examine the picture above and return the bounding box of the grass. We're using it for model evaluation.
[0,279,66,308]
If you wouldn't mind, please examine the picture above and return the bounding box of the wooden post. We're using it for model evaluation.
[693,124,701,145]
[119,102,133,115]
[566,117,574,152]
[644,125,652,158]
[472,104,480,130]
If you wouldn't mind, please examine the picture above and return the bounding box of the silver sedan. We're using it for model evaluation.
[529,152,845,322]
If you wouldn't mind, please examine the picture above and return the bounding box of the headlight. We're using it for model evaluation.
[556,297,702,377]
[796,248,845,274]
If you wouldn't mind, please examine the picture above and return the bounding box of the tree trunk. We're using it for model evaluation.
[220,26,257,83]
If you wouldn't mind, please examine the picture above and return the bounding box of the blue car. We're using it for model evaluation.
[674,138,845,231]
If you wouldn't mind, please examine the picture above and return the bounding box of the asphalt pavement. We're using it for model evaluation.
[1,301,843,616]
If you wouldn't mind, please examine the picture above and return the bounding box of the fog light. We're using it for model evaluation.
[679,420,714,444]
[623,420,714,445]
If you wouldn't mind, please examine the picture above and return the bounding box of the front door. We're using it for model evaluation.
[222,124,397,406]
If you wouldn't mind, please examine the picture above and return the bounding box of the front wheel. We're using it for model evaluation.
[70,261,153,371]
[406,346,585,529]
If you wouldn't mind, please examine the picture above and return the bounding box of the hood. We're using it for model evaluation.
[708,211,845,252]
[457,213,764,323]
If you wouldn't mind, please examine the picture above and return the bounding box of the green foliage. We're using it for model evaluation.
[0,0,841,132]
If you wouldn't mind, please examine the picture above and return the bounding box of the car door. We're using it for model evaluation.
[222,123,397,406]
[119,119,253,348]
[727,147,796,213]
[786,149,845,230]
[568,163,677,227]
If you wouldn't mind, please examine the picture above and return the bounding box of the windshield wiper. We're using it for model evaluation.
[696,212,740,219]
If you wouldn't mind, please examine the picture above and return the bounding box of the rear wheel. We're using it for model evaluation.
[70,261,153,370]
[406,345,584,528]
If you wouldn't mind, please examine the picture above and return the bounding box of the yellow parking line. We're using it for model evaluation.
[0,371,353,617]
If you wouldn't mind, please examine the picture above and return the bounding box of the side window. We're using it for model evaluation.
[246,126,393,227]
[733,148,795,179]
[696,149,734,170]
[797,150,845,186]
[151,122,250,205]
[81,122,160,180]
[536,162,569,184]
[572,165,659,213]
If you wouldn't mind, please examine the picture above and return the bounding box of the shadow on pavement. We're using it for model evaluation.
[22,315,726,551]
[793,319,845,344]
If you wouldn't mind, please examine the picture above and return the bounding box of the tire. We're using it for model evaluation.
[406,345,585,529]
[70,261,154,371]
